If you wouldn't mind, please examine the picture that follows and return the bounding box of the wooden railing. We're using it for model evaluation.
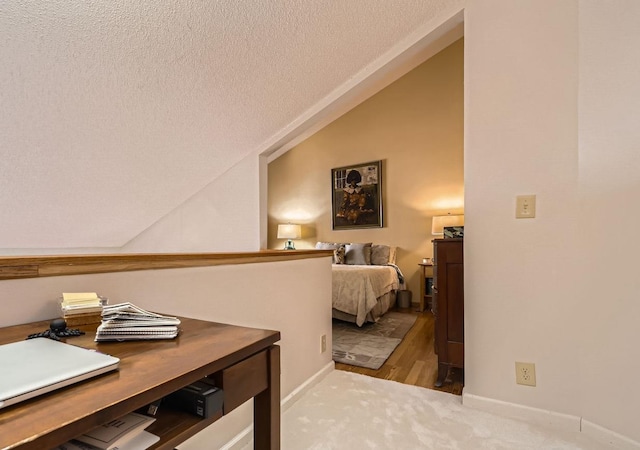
[0,250,333,280]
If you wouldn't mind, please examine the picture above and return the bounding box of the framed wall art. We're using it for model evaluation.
[331,160,383,230]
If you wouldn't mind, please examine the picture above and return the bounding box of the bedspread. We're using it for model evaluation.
[332,265,400,326]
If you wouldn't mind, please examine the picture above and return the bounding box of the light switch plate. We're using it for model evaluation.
[516,195,536,219]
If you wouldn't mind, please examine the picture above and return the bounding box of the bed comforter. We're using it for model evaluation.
[332,264,401,326]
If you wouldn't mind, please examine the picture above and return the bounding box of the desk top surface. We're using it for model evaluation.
[0,317,280,450]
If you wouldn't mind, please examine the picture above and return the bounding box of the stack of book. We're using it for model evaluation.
[60,293,107,327]
[95,303,181,342]
[54,412,158,450]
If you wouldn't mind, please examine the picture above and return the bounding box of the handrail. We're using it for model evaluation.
[0,250,333,280]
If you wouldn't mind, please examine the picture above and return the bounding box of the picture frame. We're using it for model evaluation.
[331,160,383,230]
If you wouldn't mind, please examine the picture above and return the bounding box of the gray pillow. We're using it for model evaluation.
[345,243,372,265]
[371,245,391,265]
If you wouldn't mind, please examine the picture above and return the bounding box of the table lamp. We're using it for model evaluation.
[431,214,464,235]
[277,223,301,250]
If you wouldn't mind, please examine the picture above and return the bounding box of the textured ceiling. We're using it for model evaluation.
[0,0,460,250]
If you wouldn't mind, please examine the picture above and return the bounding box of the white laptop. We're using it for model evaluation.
[0,338,120,409]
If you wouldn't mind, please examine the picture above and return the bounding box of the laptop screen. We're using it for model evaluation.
[0,338,120,409]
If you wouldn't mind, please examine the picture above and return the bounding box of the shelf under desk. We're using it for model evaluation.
[0,317,281,450]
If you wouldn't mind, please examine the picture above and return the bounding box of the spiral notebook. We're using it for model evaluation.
[0,338,120,409]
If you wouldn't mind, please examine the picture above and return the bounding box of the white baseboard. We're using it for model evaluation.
[281,361,335,413]
[462,392,579,432]
[221,361,335,450]
[463,393,640,449]
[218,425,252,450]
[581,419,640,449]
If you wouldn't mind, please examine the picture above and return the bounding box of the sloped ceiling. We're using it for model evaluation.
[0,0,461,250]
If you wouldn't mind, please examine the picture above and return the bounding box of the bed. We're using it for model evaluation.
[316,242,404,326]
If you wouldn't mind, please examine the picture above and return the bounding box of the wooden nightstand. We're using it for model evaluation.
[418,262,434,312]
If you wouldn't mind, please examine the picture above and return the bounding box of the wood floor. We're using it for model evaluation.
[334,306,464,395]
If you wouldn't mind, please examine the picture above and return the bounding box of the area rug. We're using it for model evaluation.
[332,312,417,370]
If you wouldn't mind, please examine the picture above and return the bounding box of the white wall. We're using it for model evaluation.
[122,152,264,252]
[0,257,333,447]
[0,145,268,256]
[577,0,640,438]
[464,0,640,443]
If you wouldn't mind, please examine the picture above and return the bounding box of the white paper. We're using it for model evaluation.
[54,431,159,450]
[74,412,155,450]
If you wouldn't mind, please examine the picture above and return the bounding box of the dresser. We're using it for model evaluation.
[432,238,464,387]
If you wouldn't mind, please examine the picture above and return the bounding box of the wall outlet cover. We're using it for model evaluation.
[515,361,536,386]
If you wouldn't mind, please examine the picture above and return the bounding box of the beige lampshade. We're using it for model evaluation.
[277,223,301,239]
[431,214,464,235]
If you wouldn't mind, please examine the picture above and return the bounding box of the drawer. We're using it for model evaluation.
[212,350,268,414]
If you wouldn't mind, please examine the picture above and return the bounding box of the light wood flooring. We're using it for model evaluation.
[334,305,464,395]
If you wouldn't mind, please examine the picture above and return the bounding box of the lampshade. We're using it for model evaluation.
[277,224,301,239]
[431,214,464,235]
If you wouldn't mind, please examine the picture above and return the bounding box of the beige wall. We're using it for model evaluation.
[268,39,463,300]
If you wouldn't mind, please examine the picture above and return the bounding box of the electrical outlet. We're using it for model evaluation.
[321,334,327,353]
[515,362,536,386]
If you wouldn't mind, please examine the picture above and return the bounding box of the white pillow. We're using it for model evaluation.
[315,242,338,250]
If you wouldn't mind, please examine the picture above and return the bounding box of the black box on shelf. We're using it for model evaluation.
[444,226,464,238]
[164,379,223,419]
[425,278,434,295]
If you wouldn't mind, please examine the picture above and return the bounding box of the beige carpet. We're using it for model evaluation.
[242,370,618,449]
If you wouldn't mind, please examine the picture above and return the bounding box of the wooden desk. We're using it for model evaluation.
[0,317,281,450]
